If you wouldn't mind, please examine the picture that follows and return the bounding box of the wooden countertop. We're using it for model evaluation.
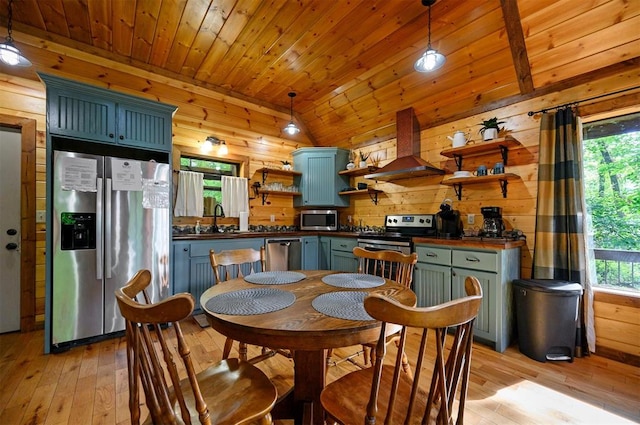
[174,231,525,250]
[412,237,525,250]
[172,231,360,241]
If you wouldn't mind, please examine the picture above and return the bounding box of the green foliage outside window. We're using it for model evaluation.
[583,126,640,291]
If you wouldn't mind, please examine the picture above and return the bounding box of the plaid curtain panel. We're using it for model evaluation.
[532,106,594,355]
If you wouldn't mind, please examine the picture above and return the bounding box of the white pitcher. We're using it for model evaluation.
[447,131,468,148]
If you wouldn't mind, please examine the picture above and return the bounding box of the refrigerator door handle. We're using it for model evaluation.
[105,178,112,279]
[96,177,103,280]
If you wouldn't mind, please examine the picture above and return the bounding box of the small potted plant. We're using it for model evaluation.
[358,151,370,168]
[478,117,505,141]
[370,153,381,168]
[281,160,292,171]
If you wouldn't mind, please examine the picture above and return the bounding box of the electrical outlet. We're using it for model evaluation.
[36,210,46,223]
[270,214,276,222]
[467,214,475,225]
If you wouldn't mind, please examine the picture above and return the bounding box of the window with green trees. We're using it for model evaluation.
[582,112,640,292]
[180,155,238,216]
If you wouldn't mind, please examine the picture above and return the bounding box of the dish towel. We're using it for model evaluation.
[221,176,249,218]
[174,170,204,217]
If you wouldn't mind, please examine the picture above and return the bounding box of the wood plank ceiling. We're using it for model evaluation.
[2,0,638,148]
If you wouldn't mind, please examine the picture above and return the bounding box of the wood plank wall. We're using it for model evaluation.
[0,45,638,361]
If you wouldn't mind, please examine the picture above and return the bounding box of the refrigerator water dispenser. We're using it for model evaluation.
[60,212,96,250]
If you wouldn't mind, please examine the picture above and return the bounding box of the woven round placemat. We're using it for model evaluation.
[205,288,296,315]
[311,291,374,321]
[244,271,307,285]
[321,273,385,288]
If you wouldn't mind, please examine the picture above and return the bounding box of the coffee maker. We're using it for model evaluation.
[436,198,463,238]
[480,206,505,238]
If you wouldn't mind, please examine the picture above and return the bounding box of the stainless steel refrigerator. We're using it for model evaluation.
[51,150,170,350]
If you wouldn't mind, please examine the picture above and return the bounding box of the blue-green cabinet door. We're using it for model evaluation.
[413,262,452,307]
[189,256,215,312]
[172,242,190,295]
[117,101,173,152]
[319,237,331,270]
[451,268,495,342]
[330,250,358,272]
[301,236,319,270]
[293,148,350,207]
[47,87,117,143]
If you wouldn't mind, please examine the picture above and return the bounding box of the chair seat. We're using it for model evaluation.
[321,366,429,424]
[142,358,277,425]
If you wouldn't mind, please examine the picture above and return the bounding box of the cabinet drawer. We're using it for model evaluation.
[331,237,358,252]
[452,249,498,272]
[415,245,451,266]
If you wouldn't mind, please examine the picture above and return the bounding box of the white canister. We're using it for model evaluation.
[239,211,249,232]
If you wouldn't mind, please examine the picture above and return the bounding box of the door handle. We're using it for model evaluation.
[6,242,18,250]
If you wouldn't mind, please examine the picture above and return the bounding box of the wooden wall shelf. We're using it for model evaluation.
[338,166,379,177]
[255,167,302,183]
[257,189,301,205]
[338,188,382,205]
[441,173,519,200]
[440,136,521,170]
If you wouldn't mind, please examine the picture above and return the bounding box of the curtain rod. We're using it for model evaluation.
[527,86,640,116]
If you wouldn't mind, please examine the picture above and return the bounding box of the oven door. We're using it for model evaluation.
[357,238,412,277]
[357,239,412,255]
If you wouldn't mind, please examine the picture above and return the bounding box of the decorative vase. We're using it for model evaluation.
[346,162,355,170]
[359,160,367,168]
[483,128,498,141]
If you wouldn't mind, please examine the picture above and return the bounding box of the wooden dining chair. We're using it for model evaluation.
[321,276,483,425]
[209,247,280,363]
[353,247,418,374]
[115,269,277,425]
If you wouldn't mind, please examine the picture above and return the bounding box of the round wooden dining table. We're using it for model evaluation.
[200,269,416,424]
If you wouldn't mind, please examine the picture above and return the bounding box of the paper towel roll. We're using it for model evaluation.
[239,211,249,232]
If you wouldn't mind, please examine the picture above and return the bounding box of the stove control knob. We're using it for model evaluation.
[419,218,424,223]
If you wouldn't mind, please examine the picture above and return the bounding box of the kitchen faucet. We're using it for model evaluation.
[212,204,225,233]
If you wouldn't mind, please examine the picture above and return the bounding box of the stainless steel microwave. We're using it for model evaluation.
[299,209,338,231]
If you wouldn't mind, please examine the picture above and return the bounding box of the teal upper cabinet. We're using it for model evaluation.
[293,147,350,207]
[39,73,175,152]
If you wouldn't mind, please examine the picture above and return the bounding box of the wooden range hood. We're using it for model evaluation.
[365,107,444,181]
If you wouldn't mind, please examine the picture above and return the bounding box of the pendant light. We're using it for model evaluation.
[284,92,300,135]
[0,0,32,67]
[414,0,445,73]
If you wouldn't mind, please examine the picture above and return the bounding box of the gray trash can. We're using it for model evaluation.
[513,279,583,362]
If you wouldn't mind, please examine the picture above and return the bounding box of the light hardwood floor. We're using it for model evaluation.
[1,318,638,425]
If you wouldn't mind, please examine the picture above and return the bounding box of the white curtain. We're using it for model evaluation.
[174,170,204,217]
[221,176,249,218]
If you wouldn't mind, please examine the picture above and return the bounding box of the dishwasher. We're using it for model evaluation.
[265,238,302,271]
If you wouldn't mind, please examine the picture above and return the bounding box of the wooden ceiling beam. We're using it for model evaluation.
[501,0,534,95]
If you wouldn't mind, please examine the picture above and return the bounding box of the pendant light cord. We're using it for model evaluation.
[427,2,432,49]
[6,0,14,41]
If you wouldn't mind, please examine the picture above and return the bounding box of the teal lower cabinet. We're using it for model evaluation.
[301,236,319,270]
[413,243,520,353]
[172,238,265,311]
[327,237,359,272]
[319,237,331,270]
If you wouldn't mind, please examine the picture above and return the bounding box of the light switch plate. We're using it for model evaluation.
[467,214,475,225]
[36,210,46,223]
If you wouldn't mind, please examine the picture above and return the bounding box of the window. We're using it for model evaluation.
[582,112,640,292]
[180,155,239,216]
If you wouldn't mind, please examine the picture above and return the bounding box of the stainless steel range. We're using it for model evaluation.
[357,214,437,254]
